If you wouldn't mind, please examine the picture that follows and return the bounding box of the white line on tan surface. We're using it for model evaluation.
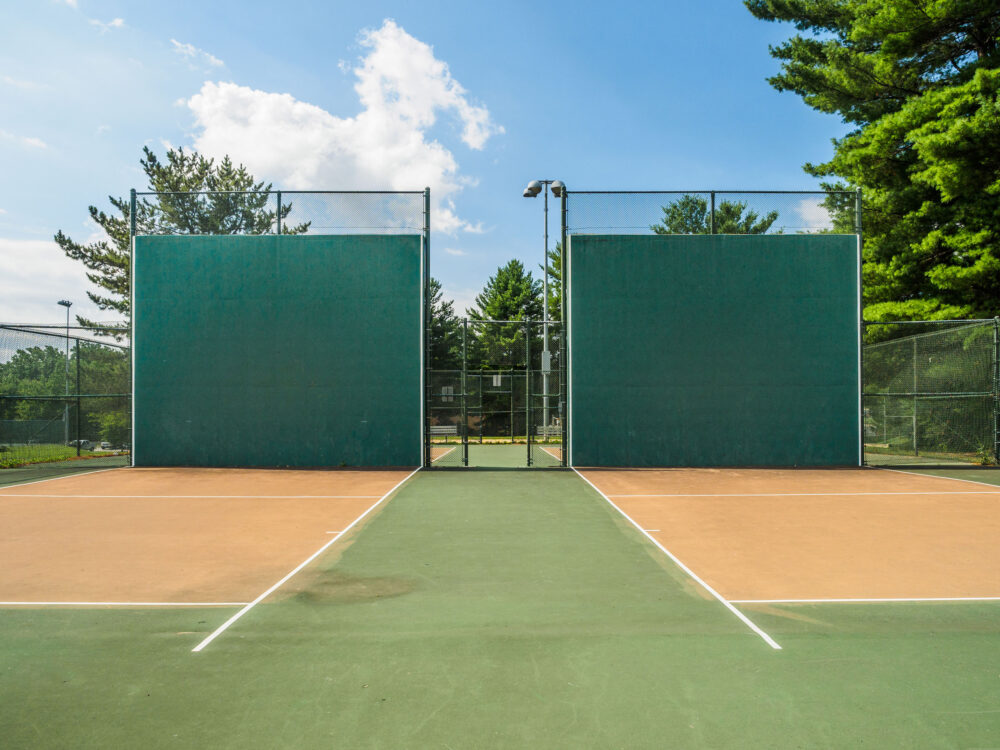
[606,490,1000,497]
[572,468,782,650]
[430,446,458,463]
[0,601,249,607]
[191,466,422,653]
[880,466,1000,491]
[0,494,384,499]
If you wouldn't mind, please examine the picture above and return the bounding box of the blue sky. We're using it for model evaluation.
[0,0,848,323]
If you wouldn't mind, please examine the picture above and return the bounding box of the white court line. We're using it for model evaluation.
[0,601,248,607]
[879,466,1000,491]
[0,467,123,492]
[572,468,781,650]
[731,596,1000,604]
[606,490,1000,497]
[192,466,422,653]
[0,494,383,499]
[430,445,457,463]
[325,531,343,534]
[541,446,562,461]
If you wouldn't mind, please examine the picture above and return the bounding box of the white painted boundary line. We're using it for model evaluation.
[731,596,1000,604]
[430,446,457,464]
[540,446,562,461]
[607,490,1000,497]
[0,601,248,607]
[0,494,383,499]
[0,467,123,492]
[572,468,781,650]
[192,466,421,653]
[879,466,1000,491]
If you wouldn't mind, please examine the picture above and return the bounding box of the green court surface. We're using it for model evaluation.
[3,468,1000,748]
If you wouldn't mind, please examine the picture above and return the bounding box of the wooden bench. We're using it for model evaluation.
[429,425,458,436]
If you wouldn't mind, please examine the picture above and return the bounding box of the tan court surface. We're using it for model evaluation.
[579,467,1000,601]
[0,467,412,603]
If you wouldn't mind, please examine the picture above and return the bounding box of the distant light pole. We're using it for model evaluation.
[57,300,72,445]
[522,179,564,435]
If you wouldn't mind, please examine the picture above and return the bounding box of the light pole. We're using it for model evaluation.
[57,300,72,446]
[522,179,564,437]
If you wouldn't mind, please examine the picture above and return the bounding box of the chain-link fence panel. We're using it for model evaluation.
[133,191,426,236]
[566,191,859,236]
[863,320,996,466]
[0,325,130,474]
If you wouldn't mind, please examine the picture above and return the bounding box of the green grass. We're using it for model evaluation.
[0,443,109,469]
[2,468,1000,747]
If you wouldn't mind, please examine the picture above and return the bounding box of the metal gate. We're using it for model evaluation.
[426,319,566,468]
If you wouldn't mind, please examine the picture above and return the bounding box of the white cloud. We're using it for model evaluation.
[61,0,78,7]
[183,19,501,234]
[0,130,48,149]
[0,239,118,324]
[96,124,111,135]
[170,39,224,69]
[444,247,467,256]
[2,75,42,90]
[796,198,834,232]
[0,208,7,215]
[89,18,125,33]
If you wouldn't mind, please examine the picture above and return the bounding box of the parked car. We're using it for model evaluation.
[100,442,111,450]
[67,439,93,450]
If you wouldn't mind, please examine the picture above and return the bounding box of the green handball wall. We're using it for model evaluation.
[134,235,422,467]
[568,234,860,467]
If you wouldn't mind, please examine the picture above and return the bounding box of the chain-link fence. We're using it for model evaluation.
[863,320,997,466]
[426,319,564,468]
[564,190,860,235]
[131,190,427,236]
[0,325,131,481]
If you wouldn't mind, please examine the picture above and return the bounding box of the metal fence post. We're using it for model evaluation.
[994,317,999,464]
[276,191,282,235]
[423,187,432,468]
[129,189,136,467]
[856,188,864,466]
[462,318,468,467]
[709,191,716,235]
[560,189,569,467]
[525,320,532,466]
[75,339,81,457]
[913,336,919,456]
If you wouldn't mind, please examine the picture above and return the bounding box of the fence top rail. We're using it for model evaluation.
[567,189,858,196]
[133,189,427,196]
[864,318,998,325]
[1,324,129,349]
[466,319,561,325]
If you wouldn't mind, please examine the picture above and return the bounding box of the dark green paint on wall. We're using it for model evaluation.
[569,234,859,467]
[134,235,421,467]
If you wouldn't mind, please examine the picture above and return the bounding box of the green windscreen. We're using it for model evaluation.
[134,235,422,467]
[568,234,859,467]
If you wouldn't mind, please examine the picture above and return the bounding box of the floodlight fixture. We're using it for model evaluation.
[523,180,542,198]
[550,180,564,197]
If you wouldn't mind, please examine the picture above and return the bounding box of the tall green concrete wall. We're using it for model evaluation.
[568,234,859,467]
[134,235,422,467]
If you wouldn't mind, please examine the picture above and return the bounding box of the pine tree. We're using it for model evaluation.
[54,147,309,330]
